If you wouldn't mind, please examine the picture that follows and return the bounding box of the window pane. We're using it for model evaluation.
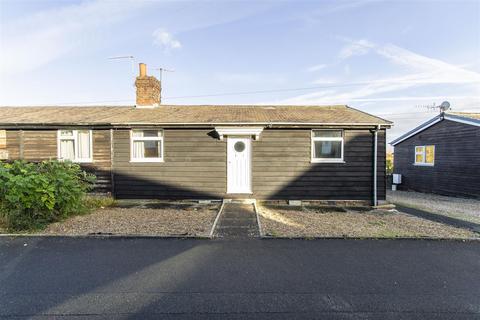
[77,131,90,159]
[415,146,423,153]
[144,140,160,158]
[60,130,73,137]
[143,130,160,137]
[132,130,143,138]
[314,141,341,159]
[60,139,75,160]
[133,141,145,158]
[415,154,423,163]
[313,130,342,138]
[426,146,434,163]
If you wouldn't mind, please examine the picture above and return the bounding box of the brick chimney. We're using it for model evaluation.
[135,63,161,108]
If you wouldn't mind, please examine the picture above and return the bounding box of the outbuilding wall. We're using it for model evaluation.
[393,119,480,198]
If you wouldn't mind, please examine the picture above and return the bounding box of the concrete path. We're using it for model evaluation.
[1,238,479,319]
[214,203,260,239]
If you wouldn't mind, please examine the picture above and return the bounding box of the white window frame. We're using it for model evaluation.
[414,145,435,166]
[311,129,345,163]
[130,129,164,163]
[57,129,93,163]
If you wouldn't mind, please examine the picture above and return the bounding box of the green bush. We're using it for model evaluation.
[0,160,96,231]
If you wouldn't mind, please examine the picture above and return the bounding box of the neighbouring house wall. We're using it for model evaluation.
[4,129,113,193]
[393,119,480,198]
[113,128,386,201]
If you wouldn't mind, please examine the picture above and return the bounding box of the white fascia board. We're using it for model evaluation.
[390,113,480,146]
[444,114,480,127]
[390,115,442,146]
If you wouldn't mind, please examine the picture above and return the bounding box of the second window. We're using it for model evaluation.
[131,130,164,162]
[312,130,344,162]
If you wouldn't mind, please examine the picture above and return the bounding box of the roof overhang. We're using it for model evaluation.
[0,122,392,130]
[390,112,480,146]
[214,126,264,140]
[444,113,480,127]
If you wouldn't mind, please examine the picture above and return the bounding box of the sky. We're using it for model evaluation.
[0,0,479,145]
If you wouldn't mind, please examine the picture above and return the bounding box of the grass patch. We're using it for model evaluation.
[83,195,116,212]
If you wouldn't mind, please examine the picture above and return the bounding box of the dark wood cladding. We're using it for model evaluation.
[4,127,386,200]
[393,119,480,198]
[252,129,385,200]
[113,129,227,199]
[113,128,386,201]
[4,129,112,193]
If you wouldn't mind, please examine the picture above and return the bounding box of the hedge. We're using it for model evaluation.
[0,160,96,231]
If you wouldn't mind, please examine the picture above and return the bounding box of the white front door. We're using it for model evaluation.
[227,137,252,194]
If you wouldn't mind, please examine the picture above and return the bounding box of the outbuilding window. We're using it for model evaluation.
[131,130,164,162]
[57,130,92,163]
[311,130,344,163]
[414,145,434,166]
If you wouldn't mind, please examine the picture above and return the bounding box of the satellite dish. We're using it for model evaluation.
[440,101,450,112]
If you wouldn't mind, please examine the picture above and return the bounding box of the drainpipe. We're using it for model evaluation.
[372,125,380,206]
[110,128,115,197]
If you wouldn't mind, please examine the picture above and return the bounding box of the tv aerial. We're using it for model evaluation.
[438,101,450,113]
[152,67,175,82]
[415,101,451,114]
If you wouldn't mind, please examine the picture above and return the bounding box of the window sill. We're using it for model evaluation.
[311,159,345,164]
[413,163,434,167]
[130,159,164,163]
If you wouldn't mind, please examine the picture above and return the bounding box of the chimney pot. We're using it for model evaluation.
[139,63,147,77]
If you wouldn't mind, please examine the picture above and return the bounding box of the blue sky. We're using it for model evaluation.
[0,0,479,142]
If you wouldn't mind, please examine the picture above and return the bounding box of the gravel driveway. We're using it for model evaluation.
[387,190,480,224]
[258,204,479,239]
[41,202,220,236]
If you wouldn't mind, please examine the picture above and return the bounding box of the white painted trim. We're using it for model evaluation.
[414,145,435,166]
[391,113,480,146]
[310,129,345,163]
[215,126,264,140]
[130,129,164,163]
[57,129,93,163]
[390,116,442,146]
[444,113,480,127]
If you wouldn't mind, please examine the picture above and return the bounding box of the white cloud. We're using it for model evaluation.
[306,64,327,72]
[276,39,480,106]
[338,39,374,59]
[152,28,182,50]
[0,0,151,75]
[311,77,337,85]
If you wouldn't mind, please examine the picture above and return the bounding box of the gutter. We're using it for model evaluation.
[0,122,392,129]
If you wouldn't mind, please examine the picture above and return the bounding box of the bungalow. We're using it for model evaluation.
[0,64,392,204]
[390,112,480,198]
